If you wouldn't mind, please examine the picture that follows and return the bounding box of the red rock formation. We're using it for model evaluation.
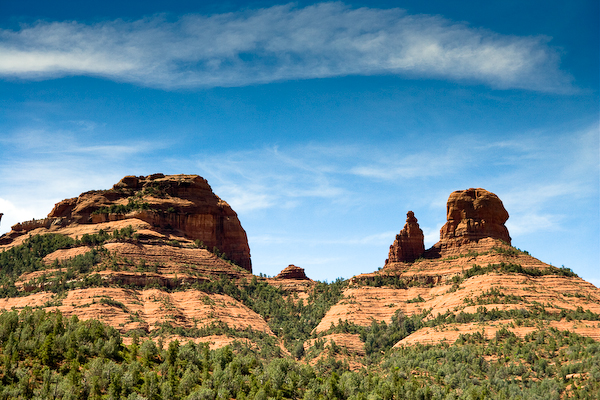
[275,265,311,280]
[386,211,425,263]
[6,174,252,272]
[426,188,510,257]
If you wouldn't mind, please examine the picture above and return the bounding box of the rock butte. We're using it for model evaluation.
[1,173,252,272]
[386,211,425,264]
[429,187,511,257]
[275,264,311,280]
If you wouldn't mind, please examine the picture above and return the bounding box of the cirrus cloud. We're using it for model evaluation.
[0,2,571,91]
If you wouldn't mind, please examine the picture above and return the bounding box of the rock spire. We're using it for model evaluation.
[386,211,425,263]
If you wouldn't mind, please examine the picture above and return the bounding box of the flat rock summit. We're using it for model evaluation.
[0,177,598,366]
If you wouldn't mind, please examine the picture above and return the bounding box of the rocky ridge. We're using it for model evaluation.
[315,188,600,356]
[0,174,267,348]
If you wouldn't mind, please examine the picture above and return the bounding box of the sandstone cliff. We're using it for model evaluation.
[2,174,252,272]
[426,188,511,258]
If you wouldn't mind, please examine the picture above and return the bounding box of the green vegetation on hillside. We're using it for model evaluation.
[0,230,136,297]
[1,233,599,398]
[0,308,598,399]
[458,262,578,279]
[189,276,347,353]
[359,261,578,291]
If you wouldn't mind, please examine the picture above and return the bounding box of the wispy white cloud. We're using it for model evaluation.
[194,145,354,213]
[0,198,39,233]
[0,2,571,91]
[0,128,158,158]
[505,212,560,237]
[350,150,460,180]
[496,123,599,238]
[194,124,598,230]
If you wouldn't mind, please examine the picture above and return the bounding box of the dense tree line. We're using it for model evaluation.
[0,308,598,399]
[1,234,599,398]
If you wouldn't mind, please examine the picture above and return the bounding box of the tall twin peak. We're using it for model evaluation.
[387,188,511,264]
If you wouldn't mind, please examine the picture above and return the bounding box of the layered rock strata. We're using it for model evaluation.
[2,174,252,271]
[386,211,425,263]
[275,264,311,280]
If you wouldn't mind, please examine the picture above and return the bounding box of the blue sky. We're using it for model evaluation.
[0,1,598,285]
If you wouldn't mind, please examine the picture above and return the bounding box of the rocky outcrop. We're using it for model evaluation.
[10,217,67,233]
[383,188,511,264]
[441,188,510,243]
[426,188,510,258]
[4,174,252,272]
[275,265,311,280]
[386,211,425,263]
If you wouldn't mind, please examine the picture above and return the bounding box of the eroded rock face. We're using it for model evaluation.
[426,188,510,257]
[275,265,311,280]
[441,188,510,243]
[386,211,425,263]
[6,174,252,272]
